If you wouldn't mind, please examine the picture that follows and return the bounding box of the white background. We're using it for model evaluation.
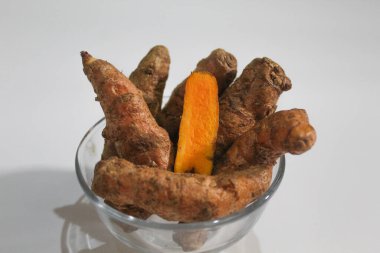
[1,0,379,252]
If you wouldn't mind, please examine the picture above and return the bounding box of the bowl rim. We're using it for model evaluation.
[75,117,285,230]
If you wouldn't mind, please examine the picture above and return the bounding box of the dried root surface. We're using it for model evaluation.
[215,57,292,159]
[92,157,272,222]
[129,45,170,118]
[217,109,316,173]
[81,51,172,169]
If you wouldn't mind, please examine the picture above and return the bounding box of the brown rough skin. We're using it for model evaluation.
[104,200,149,233]
[158,48,237,143]
[105,200,152,220]
[216,109,316,173]
[102,139,118,160]
[215,57,292,159]
[92,157,272,222]
[81,51,173,219]
[81,51,172,170]
[102,46,170,159]
[129,45,170,118]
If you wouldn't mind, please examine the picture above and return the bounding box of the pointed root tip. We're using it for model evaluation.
[80,51,91,58]
[80,51,95,64]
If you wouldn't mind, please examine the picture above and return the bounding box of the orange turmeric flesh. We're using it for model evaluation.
[174,72,219,175]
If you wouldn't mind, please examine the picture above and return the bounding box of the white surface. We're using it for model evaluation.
[1,0,379,252]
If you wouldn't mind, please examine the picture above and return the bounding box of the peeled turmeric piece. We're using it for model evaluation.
[216,109,316,173]
[81,51,172,170]
[174,72,219,175]
[92,157,272,222]
[158,49,237,143]
[215,57,292,159]
[129,45,170,118]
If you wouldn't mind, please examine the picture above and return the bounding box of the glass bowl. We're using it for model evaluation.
[75,118,285,253]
